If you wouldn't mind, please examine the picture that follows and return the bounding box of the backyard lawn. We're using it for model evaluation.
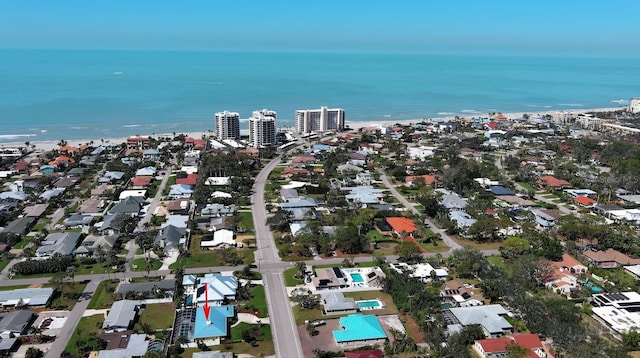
[138,303,176,330]
[242,285,268,318]
[131,258,163,272]
[87,279,119,309]
[64,314,104,356]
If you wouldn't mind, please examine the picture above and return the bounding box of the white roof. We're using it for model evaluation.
[201,229,235,248]
[180,166,199,174]
[211,191,232,198]
[624,264,640,278]
[592,306,640,333]
[205,177,230,186]
[281,181,308,190]
[119,190,146,200]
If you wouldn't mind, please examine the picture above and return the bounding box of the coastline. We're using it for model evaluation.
[0,106,626,152]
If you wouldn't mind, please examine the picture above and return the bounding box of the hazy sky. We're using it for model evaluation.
[1,1,639,56]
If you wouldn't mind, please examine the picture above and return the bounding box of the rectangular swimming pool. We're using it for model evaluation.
[357,301,381,308]
[350,273,364,283]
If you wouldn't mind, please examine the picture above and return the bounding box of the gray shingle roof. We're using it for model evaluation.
[0,310,33,334]
[103,300,140,330]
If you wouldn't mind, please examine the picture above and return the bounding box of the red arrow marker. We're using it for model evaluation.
[203,282,211,321]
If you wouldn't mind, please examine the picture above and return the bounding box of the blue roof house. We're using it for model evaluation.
[193,305,234,341]
[333,314,387,346]
[450,210,477,230]
[489,185,515,196]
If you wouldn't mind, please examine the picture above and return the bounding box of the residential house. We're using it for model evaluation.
[447,305,513,337]
[406,175,437,187]
[281,197,316,210]
[99,171,125,184]
[22,204,48,218]
[583,248,640,269]
[36,232,82,257]
[98,332,149,358]
[574,195,597,208]
[194,274,238,306]
[390,262,448,282]
[385,217,418,237]
[62,214,94,229]
[545,253,587,295]
[441,192,468,210]
[201,203,236,217]
[176,174,198,186]
[0,310,34,337]
[54,177,78,188]
[441,280,484,307]
[135,167,156,177]
[109,196,144,216]
[142,149,162,161]
[39,187,65,201]
[473,334,546,358]
[321,292,358,314]
[74,234,119,257]
[168,184,194,199]
[344,349,384,358]
[2,217,35,236]
[313,268,346,290]
[103,300,140,332]
[342,186,384,207]
[116,279,176,298]
[204,177,231,186]
[193,305,234,343]
[450,210,477,231]
[131,176,152,189]
[0,287,54,307]
[538,175,571,190]
[333,314,387,347]
[200,229,236,249]
[591,292,640,338]
[155,225,187,254]
[531,208,561,228]
[165,200,190,215]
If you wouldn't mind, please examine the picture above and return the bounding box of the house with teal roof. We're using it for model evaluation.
[333,314,387,346]
[193,305,234,343]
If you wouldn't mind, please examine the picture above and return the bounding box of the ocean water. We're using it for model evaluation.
[0,49,639,142]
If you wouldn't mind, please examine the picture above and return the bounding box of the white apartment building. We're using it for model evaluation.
[249,109,277,148]
[295,106,345,133]
[629,98,640,113]
[215,111,240,140]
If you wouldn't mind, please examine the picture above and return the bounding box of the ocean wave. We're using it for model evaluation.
[70,126,88,130]
[122,124,141,128]
[610,99,629,104]
[437,112,453,115]
[383,114,391,117]
[0,134,37,139]
[460,109,480,113]
[557,103,584,107]
[526,104,552,108]
[40,130,48,133]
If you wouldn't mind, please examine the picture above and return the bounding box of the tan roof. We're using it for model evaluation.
[584,248,640,265]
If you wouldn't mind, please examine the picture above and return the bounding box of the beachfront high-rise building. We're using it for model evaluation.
[249,109,277,148]
[630,98,640,113]
[295,106,345,134]
[215,110,240,140]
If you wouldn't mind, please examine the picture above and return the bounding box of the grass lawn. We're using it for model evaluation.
[243,285,268,318]
[169,236,255,269]
[0,256,13,273]
[487,255,507,269]
[87,279,119,309]
[366,230,388,242]
[517,182,535,192]
[64,314,104,356]
[230,322,272,342]
[455,237,504,250]
[418,241,449,253]
[293,305,324,326]
[0,284,30,291]
[237,212,254,230]
[131,258,163,272]
[373,241,399,256]
[49,281,88,310]
[138,303,176,330]
[283,267,304,287]
[13,237,31,249]
[74,261,118,276]
[343,290,399,316]
[32,217,52,231]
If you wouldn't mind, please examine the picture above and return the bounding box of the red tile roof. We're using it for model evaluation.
[539,175,570,187]
[575,196,596,206]
[406,175,436,185]
[512,333,544,350]
[176,174,198,186]
[386,217,418,234]
[344,349,384,358]
[476,337,513,353]
[131,177,152,187]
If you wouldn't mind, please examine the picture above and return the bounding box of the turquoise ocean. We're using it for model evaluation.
[0,49,639,143]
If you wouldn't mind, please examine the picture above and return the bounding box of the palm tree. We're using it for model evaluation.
[295,261,306,280]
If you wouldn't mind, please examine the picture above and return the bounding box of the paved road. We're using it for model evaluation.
[379,172,462,251]
[46,280,99,357]
[126,166,174,267]
[251,156,305,358]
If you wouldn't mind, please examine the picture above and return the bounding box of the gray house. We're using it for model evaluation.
[321,292,358,314]
[74,234,119,257]
[103,300,140,332]
[0,310,34,337]
[63,214,94,228]
[36,232,82,257]
[108,196,144,216]
[155,225,187,254]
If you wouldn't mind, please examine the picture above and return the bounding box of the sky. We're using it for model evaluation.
[1,1,639,56]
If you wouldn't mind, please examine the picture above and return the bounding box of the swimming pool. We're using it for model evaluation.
[350,273,364,283]
[356,299,384,310]
[580,280,604,293]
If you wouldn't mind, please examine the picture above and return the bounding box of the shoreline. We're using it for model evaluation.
[0,106,627,152]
